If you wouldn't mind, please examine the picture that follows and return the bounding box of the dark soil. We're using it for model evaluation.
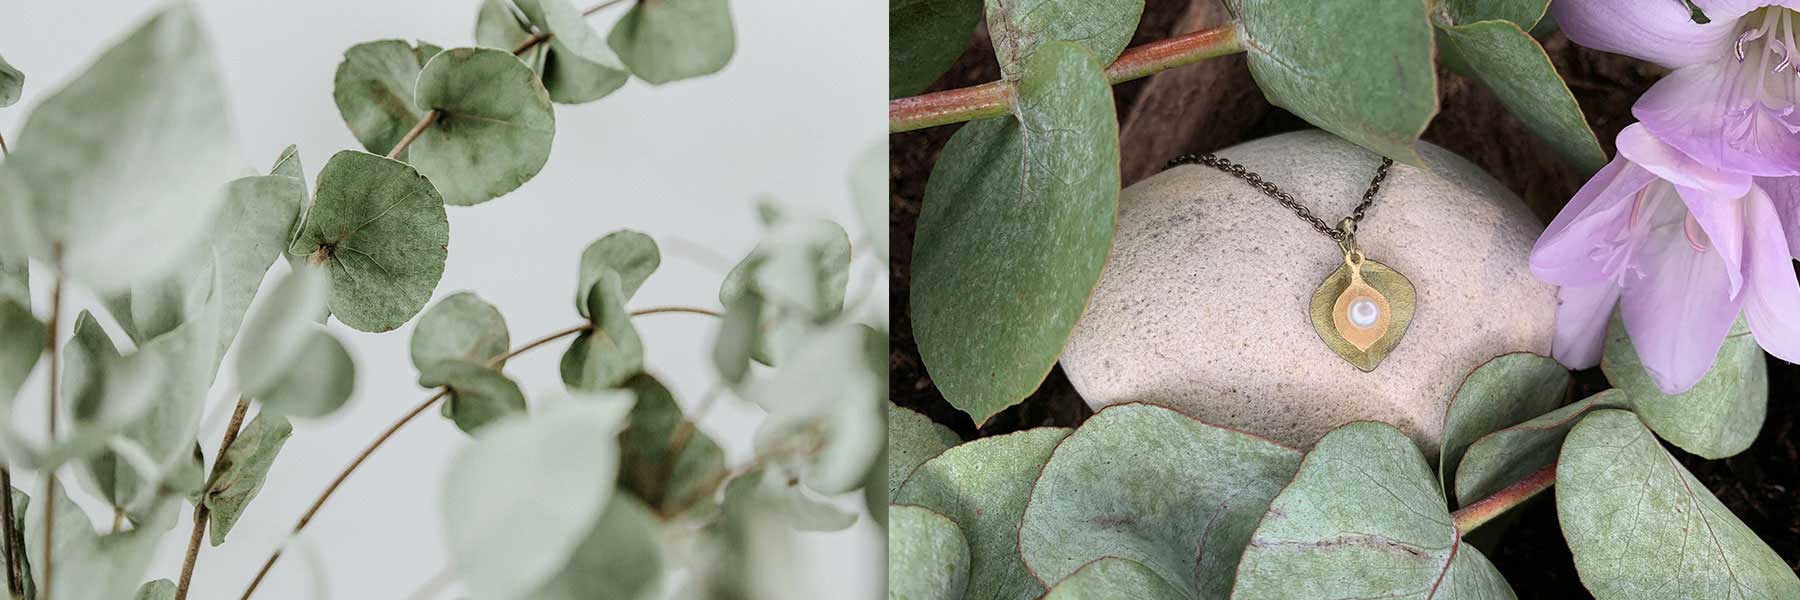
[888,1,1800,594]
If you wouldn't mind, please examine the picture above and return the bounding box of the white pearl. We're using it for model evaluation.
[1349,297,1380,329]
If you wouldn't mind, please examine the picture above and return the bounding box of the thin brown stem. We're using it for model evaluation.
[511,32,551,56]
[1450,462,1557,534]
[40,272,61,600]
[239,323,591,599]
[889,23,1244,132]
[385,110,440,160]
[110,509,123,534]
[175,397,252,600]
[0,467,19,599]
[582,0,629,16]
[0,132,8,156]
[628,305,723,318]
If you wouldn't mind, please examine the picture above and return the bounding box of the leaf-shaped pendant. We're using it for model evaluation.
[1309,251,1415,372]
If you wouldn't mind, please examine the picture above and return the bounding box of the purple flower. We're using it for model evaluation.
[1553,0,1800,176]
[1531,124,1800,393]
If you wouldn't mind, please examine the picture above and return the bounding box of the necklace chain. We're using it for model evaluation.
[1166,153,1394,243]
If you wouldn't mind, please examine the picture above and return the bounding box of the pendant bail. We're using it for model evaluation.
[1336,217,1360,256]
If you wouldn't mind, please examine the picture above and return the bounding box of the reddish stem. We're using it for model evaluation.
[1450,462,1557,534]
[889,23,1244,132]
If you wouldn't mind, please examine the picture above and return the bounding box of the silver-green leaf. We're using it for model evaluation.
[1232,421,1515,600]
[895,427,1070,600]
[889,504,971,600]
[560,271,644,390]
[1043,557,1186,600]
[1438,352,1568,507]
[1602,315,1767,459]
[422,358,527,435]
[527,495,664,600]
[608,0,735,84]
[0,53,20,107]
[333,39,441,160]
[411,292,511,371]
[413,47,556,206]
[443,397,631,600]
[887,403,960,499]
[290,150,449,332]
[577,230,661,311]
[203,411,292,546]
[1454,390,1623,508]
[1020,403,1301,600]
[476,0,631,104]
[616,374,725,517]
[1557,410,1800,599]
[0,5,241,291]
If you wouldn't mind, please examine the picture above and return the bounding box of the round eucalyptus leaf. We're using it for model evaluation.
[617,374,726,517]
[889,504,971,600]
[291,150,449,333]
[478,0,631,104]
[710,289,761,383]
[256,329,356,419]
[1238,0,1436,164]
[912,41,1118,425]
[235,267,330,393]
[887,403,960,499]
[444,399,631,600]
[0,251,26,308]
[421,359,527,435]
[0,299,43,407]
[1440,0,1548,29]
[1454,390,1623,508]
[1437,352,1568,505]
[1232,422,1515,599]
[577,230,661,311]
[720,217,851,324]
[1020,403,1301,600]
[0,5,241,292]
[25,471,168,600]
[895,427,1070,600]
[135,579,176,600]
[529,496,664,600]
[411,291,511,371]
[749,324,884,496]
[984,0,1142,80]
[1436,19,1605,174]
[1043,557,1184,600]
[1602,315,1767,459]
[332,39,440,160]
[607,0,735,84]
[890,0,982,98]
[560,271,645,390]
[0,53,21,107]
[202,411,292,546]
[1558,410,1800,599]
[413,47,556,206]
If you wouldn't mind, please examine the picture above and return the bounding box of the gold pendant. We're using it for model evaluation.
[1309,247,1415,372]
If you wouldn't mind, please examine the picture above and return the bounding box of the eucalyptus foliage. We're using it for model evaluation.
[0,1,888,598]
[901,0,1608,427]
[892,346,1796,599]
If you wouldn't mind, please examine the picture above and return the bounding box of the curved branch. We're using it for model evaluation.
[889,23,1244,133]
[175,397,253,600]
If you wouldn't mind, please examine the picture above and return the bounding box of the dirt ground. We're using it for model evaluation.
[888,2,1800,594]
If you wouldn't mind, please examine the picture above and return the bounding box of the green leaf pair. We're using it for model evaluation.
[748,324,886,499]
[335,42,555,206]
[561,230,659,391]
[714,208,853,376]
[616,374,726,518]
[200,411,292,546]
[233,267,355,418]
[411,292,524,434]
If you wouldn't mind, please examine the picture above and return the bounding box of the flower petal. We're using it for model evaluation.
[1531,159,1656,286]
[1760,175,1800,258]
[1553,0,1735,68]
[1618,202,1743,394]
[1615,123,1754,197]
[1635,60,1800,178]
[1740,185,1800,362]
[1552,282,1621,369]
[1692,0,1800,21]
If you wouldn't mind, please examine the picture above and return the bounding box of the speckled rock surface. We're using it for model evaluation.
[1059,130,1556,455]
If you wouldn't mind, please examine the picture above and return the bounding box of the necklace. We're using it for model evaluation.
[1166,153,1415,372]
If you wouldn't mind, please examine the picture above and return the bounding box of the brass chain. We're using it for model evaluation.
[1166,153,1395,243]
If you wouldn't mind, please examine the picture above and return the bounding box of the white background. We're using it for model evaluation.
[1,1,886,598]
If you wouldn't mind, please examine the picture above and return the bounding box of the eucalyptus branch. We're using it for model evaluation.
[384,0,613,160]
[240,305,718,598]
[0,467,20,599]
[1449,462,1557,535]
[888,23,1244,132]
[174,397,253,600]
[39,272,62,600]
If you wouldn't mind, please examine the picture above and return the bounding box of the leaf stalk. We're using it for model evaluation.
[888,23,1244,133]
[175,397,252,600]
[1449,462,1557,534]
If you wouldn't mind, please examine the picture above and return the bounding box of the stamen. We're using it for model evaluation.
[1740,28,1764,62]
[1775,41,1794,73]
[1684,212,1711,252]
